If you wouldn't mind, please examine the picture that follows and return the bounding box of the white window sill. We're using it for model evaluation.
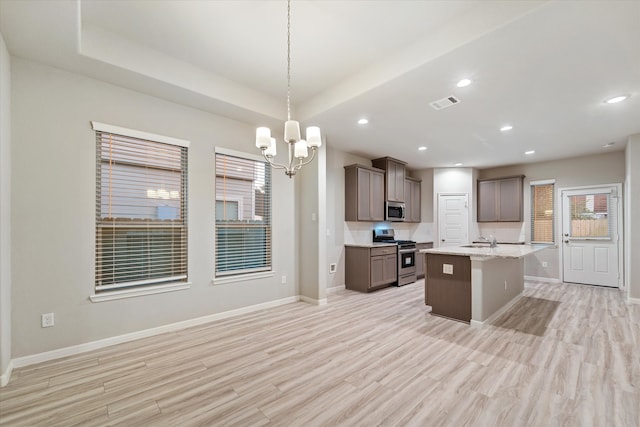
[212,271,274,286]
[90,282,191,302]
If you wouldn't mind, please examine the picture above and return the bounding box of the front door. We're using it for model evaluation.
[561,185,622,287]
[438,193,469,247]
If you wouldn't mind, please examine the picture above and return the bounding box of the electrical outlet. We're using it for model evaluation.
[281,275,287,284]
[329,263,337,273]
[41,313,55,328]
[542,261,548,268]
[443,264,453,275]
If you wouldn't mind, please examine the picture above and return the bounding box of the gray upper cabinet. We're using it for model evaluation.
[372,157,407,202]
[404,177,421,223]
[344,164,385,221]
[477,175,525,222]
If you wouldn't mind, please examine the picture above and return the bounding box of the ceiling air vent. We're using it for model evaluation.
[430,95,461,111]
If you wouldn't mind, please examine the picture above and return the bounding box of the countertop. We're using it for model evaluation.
[345,240,433,248]
[344,243,397,248]
[419,243,550,259]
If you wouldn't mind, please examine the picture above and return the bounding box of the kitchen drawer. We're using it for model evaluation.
[371,246,397,256]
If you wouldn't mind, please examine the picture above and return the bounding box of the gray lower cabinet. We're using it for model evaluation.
[345,245,397,292]
[415,242,433,278]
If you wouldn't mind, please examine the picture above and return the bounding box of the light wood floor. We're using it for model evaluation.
[1,280,639,426]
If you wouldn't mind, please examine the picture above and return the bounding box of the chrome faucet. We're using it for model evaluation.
[478,235,498,248]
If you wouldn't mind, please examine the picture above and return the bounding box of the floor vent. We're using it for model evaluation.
[430,95,461,111]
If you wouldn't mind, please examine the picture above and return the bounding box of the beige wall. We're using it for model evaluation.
[626,136,640,300]
[433,167,478,247]
[10,58,299,357]
[0,33,12,382]
[478,151,627,280]
[325,147,371,290]
[296,144,325,302]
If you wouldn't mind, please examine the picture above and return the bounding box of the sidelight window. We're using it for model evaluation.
[530,180,555,243]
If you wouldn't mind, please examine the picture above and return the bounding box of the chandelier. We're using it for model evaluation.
[255,0,322,178]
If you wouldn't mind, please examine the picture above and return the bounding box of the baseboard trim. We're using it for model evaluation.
[470,292,524,328]
[9,296,300,372]
[1,360,13,387]
[299,295,328,306]
[524,275,561,284]
[326,285,345,295]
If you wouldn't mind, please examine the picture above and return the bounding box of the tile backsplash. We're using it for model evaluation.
[477,222,526,243]
[344,222,434,244]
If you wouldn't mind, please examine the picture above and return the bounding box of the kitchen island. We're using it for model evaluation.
[420,244,548,326]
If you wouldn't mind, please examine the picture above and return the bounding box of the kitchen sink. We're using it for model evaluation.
[460,244,493,248]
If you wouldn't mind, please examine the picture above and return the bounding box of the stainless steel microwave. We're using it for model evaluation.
[386,201,405,222]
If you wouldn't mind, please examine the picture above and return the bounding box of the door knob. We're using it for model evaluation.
[441,239,445,242]
[564,240,569,243]
[564,233,569,237]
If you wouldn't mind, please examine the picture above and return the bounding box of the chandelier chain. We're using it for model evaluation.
[287,0,291,121]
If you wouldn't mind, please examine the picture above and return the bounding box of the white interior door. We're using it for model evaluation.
[438,194,469,247]
[561,185,621,287]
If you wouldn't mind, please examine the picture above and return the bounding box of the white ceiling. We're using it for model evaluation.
[1,0,639,169]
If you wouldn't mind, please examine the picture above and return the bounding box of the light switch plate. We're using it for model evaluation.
[443,264,453,275]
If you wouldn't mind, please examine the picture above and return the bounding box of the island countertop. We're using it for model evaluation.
[420,243,550,259]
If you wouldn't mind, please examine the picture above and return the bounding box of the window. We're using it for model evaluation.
[93,122,189,293]
[215,149,271,277]
[530,180,555,243]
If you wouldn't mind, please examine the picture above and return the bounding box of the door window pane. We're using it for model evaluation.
[568,193,610,238]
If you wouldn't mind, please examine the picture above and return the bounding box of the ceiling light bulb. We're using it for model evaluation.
[357,118,369,125]
[418,146,427,151]
[500,125,513,132]
[525,150,535,155]
[605,95,629,104]
[455,163,463,166]
[602,142,616,148]
[456,79,471,88]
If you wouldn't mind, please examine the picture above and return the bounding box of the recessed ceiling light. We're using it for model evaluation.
[455,162,463,166]
[605,95,629,104]
[456,79,472,88]
[418,146,428,151]
[525,150,535,155]
[500,125,513,132]
[357,118,369,125]
[602,142,616,148]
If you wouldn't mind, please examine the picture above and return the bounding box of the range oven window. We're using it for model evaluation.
[400,250,415,269]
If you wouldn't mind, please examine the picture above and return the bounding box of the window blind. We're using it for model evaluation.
[531,181,554,243]
[215,152,271,276]
[95,129,188,291]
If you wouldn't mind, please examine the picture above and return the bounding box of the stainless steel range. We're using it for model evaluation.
[373,229,417,286]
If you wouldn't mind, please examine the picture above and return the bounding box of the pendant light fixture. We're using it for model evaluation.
[255,0,322,178]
